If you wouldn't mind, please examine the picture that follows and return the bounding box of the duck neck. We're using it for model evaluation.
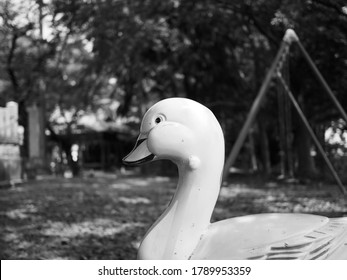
[138,158,222,259]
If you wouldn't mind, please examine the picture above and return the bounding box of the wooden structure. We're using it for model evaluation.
[75,130,134,170]
[0,102,22,186]
[48,127,136,175]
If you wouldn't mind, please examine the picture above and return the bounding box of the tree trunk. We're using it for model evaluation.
[314,123,327,177]
[61,140,80,177]
[294,116,318,179]
[258,116,271,175]
[48,125,80,177]
[248,127,258,172]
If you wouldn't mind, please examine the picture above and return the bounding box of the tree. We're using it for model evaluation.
[0,0,116,174]
[1,0,346,179]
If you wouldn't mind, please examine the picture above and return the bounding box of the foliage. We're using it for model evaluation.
[0,0,346,177]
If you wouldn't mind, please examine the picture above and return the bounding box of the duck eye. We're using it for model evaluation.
[154,115,165,124]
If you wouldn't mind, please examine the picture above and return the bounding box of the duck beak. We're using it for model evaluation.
[122,135,155,166]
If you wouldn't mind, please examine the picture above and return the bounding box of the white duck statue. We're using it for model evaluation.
[123,97,347,260]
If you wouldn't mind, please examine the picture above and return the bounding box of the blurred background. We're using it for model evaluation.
[0,0,347,259]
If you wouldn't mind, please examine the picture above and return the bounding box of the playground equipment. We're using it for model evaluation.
[223,29,347,195]
[123,98,347,259]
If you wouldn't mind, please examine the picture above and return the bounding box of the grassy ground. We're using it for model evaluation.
[1,173,346,259]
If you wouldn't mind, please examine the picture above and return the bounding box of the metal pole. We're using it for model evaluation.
[277,70,286,178]
[277,73,347,195]
[222,40,290,180]
[284,58,294,178]
[295,40,347,123]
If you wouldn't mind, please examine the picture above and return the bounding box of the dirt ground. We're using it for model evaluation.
[1,173,346,260]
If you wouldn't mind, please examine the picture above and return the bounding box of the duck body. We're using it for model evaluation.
[191,213,347,260]
[123,97,347,260]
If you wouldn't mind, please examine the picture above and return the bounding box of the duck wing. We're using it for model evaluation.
[250,217,347,260]
[189,213,347,260]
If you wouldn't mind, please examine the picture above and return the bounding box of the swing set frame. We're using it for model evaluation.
[223,29,347,195]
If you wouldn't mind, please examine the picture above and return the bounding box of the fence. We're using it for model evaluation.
[0,102,22,186]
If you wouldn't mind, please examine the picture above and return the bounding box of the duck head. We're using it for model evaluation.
[123,98,224,169]
[123,98,225,259]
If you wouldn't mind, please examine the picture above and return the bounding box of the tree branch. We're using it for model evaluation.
[6,33,19,92]
[243,3,280,47]
[313,0,347,19]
